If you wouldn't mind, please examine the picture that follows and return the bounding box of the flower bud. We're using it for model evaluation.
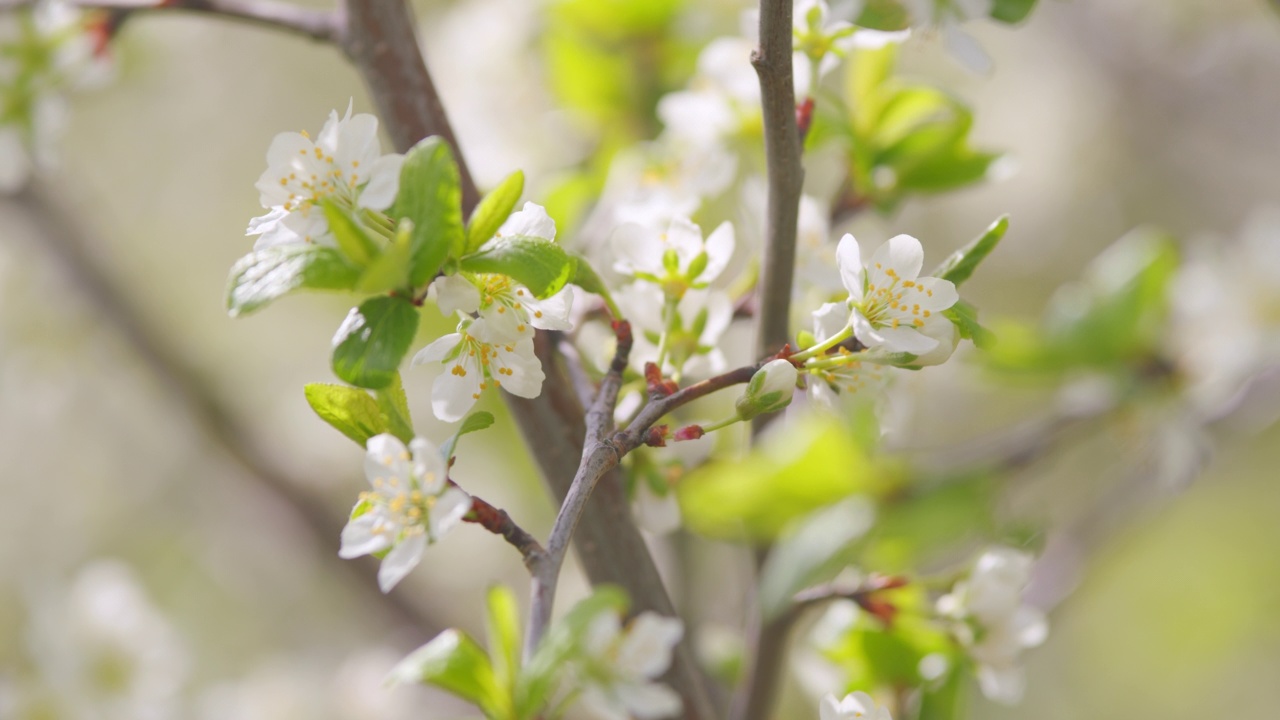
[735,359,798,421]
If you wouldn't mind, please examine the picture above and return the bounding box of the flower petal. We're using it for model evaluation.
[616,613,683,679]
[413,332,464,365]
[615,682,683,720]
[377,532,426,592]
[356,153,404,210]
[430,366,482,423]
[612,223,664,276]
[409,437,449,495]
[911,276,959,312]
[870,326,939,355]
[498,202,557,241]
[871,234,924,281]
[836,234,865,301]
[428,488,472,541]
[700,221,736,282]
[338,510,393,559]
[365,434,412,491]
[431,275,481,317]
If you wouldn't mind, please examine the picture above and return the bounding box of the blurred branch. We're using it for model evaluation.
[737,0,804,718]
[337,3,717,714]
[6,184,441,640]
[0,0,339,43]
[459,487,545,571]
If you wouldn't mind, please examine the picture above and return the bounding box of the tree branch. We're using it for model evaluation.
[737,0,805,718]
[0,0,339,43]
[6,185,441,640]
[460,487,545,571]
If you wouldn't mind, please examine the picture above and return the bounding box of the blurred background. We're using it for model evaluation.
[1,0,1278,717]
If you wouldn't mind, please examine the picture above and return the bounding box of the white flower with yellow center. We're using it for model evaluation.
[806,302,887,405]
[575,611,684,720]
[412,317,545,422]
[339,434,471,593]
[611,218,735,298]
[837,233,958,355]
[937,547,1048,704]
[247,103,404,250]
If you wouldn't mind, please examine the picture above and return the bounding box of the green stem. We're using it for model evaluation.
[790,323,853,362]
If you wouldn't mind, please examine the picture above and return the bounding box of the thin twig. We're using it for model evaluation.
[460,488,545,571]
[6,185,441,639]
[0,0,339,43]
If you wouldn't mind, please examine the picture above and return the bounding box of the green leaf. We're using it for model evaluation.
[990,0,1038,24]
[389,629,508,718]
[375,372,415,444]
[460,236,577,299]
[485,586,523,697]
[824,611,953,691]
[331,296,420,390]
[356,218,415,293]
[852,0,910,32]
[466,170,525,255]
[520,587,629,717]
[393,137,465,286]
[943,301,996,350]
[679,414,894,542]
[226,245,361,317]
[303,383,386,446]
[440,411,496,459]
[758,497,878,620]
[322,199,380,267]
[569,252,621,316]
[863,473,996,572]
[932,216,1009,287]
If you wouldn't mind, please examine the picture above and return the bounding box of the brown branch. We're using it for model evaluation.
[737,1,805,718]
[0,0,339,42]
[6,185,441,640]
[461,488,545,571]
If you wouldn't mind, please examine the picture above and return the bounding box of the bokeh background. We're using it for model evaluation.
[1,0,1279,717]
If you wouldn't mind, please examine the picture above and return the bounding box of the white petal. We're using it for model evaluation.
[365,434,413,490]
[615,682,683,719]
[584,611,623,657]
[665,217,704,269]
[577,687,631,720]
[836,234,865,301]
[498,202,556,241]
[334,112,381,168]
[910,318,959,366]
[338,511,393,559]
[481,303,530,343]
[700,221,736,282]
[977,663,1025,704]
[432,275,481,317]
[410,437,449,495]
[633,482,682,536]
[850,28,912,49]
[871,234,924,281]
[430,367,483,423]
[413,332,464,365]
[871,326,938,354]
[616,613,683,679]
[429,488,472,541]
[377,533,426,592]
[911,276,960,311]
[813,302,850,342]
[819,694,842,720]
[494,341,546,399]
[944,25,993,75]
[356,153,404,210]
[612,223,665,276]
[246,206,288,237]
[525,287,575,331]
[1013,606,1049,648]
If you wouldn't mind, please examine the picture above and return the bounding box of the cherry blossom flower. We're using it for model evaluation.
[937,547,1048,704]
[614,282,734,377]
[248,103,404,249]
[805,302,887,406]
[899,0,995,73]
[412,318,545,422]
[574,611,684,720]
[836,234,958,355]
[820,690,893,720]
[792,0,910,90]
[611,218,735,295]
[736,359,799,421]
[339,434,471,592]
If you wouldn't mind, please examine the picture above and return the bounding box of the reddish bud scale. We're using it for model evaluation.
[674,425,705,441]
[796,97,816,143]
[644,362,678,397]
[854,595,899,627]
[644,425,670,448]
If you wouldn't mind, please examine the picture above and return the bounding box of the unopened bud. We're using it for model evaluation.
[735,359,798,421]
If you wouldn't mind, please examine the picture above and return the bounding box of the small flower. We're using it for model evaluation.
[412,317,546,422]
[615,283,735,377]
[820,690,893,720]
[611,218,735,296]
[575,611,684,720]
[339,434,471,593]
[899,0,995,73]
[806,302,887,405]
[937,547,1048,704]
[656,37,761,147]
[792,0,910,89]
[837,233,959,355]
[736,359,799,421]
[247,102,404,249]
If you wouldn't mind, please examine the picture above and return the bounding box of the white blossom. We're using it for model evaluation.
[820,690,893,720]
[412,318,546,422]
[899,0,995,73]
[836,233,959,355]
[657,37,760,147]
[792,0,910,88]
[806,302,887,406]
[339,434,471,592]
[575,611,684,720]
[248,103,404,249]
[611,217,736,293]
[937,547,1048,704]
[615,282,735,377]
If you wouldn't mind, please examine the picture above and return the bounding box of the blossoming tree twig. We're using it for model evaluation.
[0,0,338,41]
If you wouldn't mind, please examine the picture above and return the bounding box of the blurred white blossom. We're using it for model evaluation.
[575,611,684,720]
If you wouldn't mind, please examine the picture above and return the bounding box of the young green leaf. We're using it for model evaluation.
[485,586,523,698]
[943,301,996,349]
[570,252,622,317]
[393,136,465,286]
[331,296,420,390]
[375,372,415,444]
[356,217,415,293]
[758,497,877,620]
[321,199,380,267]
[459,236,577,298]
[389,629,509,719]
[466,170,525,255]
[303,383,387,446]
[439,411,496,460]
[990,0,1038,24]
[519,587,629,717]
[226,245,361,317]
[932,216,1009,287]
